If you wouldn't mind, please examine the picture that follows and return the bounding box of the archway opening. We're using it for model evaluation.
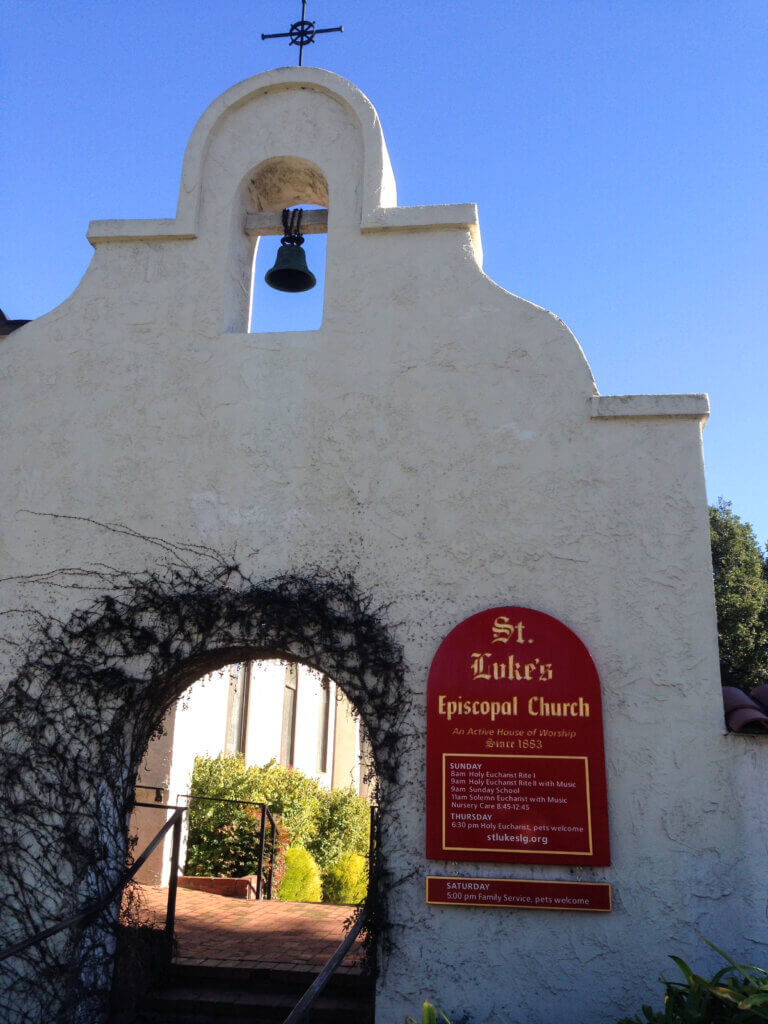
[126,652,377,969]
[1,562,406,1024]
[115,644,381,1022]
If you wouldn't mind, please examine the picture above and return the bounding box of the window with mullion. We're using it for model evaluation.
[280,661,299,768]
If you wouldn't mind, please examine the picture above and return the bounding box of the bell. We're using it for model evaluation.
[265,208,317,293]
[264,242,317,293]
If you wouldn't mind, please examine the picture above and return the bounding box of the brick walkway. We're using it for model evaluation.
[133,886,364,974]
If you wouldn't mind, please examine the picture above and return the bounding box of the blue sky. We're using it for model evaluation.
[3,1,767,545]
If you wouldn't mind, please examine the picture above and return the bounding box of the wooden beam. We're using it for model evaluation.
[245,210,328,236]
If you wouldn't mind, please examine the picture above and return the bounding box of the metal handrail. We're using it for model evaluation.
[282,802,378,1024]
[0,804,185,964]
[177,793,277,899]
[282,904,369,1024]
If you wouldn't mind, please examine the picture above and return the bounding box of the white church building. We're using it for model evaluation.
[2,64,767,1024]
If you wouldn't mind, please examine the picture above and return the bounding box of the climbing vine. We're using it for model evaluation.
[0,521,410,1023]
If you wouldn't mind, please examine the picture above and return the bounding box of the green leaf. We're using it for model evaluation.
[739,992,768,1009]
[697,931,767,982]
[669,956,694,983]
[711,985,741,1004]
[422,1001,437,1024]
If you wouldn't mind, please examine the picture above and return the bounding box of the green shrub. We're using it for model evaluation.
[308,786,370,871]
[618,938,768,1024]
[184,755,370,885]
[322,852,368,905]
[251,760,322,850]
[265,820,290,894]
[278,847,322,903]
[185,754,267,877]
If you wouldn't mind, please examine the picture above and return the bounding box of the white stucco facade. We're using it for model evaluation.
[1,67,766,1023]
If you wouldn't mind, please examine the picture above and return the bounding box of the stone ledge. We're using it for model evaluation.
[87,203,480,247]
[361,203,477,233]
[362,204,481,259]
[590,393,709,421]
[87,218,197,243]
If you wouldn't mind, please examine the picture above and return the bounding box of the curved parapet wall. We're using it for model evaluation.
[85,67,483,263]
[87,67,399,243]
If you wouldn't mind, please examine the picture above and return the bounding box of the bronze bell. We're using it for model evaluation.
[264,208,317,293]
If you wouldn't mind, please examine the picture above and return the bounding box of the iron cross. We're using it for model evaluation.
[261,1,343,67]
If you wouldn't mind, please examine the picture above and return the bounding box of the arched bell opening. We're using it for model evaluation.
[224,156,330,334]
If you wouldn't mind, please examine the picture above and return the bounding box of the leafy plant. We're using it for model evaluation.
[406,1001,452,1024]
[278,846,322,902]
[322,852,368,905]
[184,754,372,891]
[183,755,318,876]
[251,759,322,849]
[710,499,768,691]
[185,755,267,877]
[268,820,290,893]
[308,785,370,871]
[619,938,768,1024]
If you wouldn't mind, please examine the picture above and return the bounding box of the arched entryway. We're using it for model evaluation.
[0,561,407,1024]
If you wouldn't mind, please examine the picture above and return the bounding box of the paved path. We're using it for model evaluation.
[133,885,365,974]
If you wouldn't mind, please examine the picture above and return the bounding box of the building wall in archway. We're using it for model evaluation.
[1,67,766,1024]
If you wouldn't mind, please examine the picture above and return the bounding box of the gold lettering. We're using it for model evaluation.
[436,695,521,720]
[526,695,589,718]
[507,655,523,681]
[492,616,515,643]
[470,652,493,680]
[491,617,528,645]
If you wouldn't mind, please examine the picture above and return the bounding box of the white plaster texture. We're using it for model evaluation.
[1,67,765,1024]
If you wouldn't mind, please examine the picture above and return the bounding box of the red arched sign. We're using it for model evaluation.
[426,606,610,865]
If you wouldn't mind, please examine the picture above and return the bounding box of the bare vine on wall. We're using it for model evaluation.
[0,517,410,1024]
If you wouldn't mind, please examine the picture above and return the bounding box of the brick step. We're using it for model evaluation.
[136,981,372,1023]
[168,962,370,995]
[136,1014,278,1024]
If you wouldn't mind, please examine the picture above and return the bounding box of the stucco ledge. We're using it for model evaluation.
[590,394,709,422]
